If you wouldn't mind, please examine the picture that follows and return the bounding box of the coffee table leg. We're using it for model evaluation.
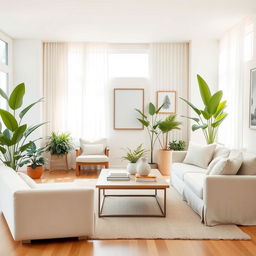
[98,188,101,218]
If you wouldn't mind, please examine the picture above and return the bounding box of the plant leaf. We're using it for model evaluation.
[214,100,227,118]
[0,109,18,131]
[19,98,43,119]
[212,113,228,127]
[180,97,201,115]
[11,124,27,144]
[207,91,223,114]
[8,83,25,110]
[192,124,208,131]
[181,115,200,123]
[201,110,211,120]
[0,88,8,101]
[149,103,156,116]
[137,118,149,127]
[197,74,211,106]
[0,146,6,154]
[0,134,13,146]
[24,122,48,138]
[19,141,33,152]
[156,103,164,114]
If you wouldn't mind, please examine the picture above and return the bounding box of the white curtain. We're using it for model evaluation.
[218,17,255,148]
[43,42,109,142]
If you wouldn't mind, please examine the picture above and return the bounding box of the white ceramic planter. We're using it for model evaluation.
[136,157,151,176]
[127,162,137,175]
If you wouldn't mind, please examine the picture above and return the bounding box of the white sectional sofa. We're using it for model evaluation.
[0,165,94,242]
[171,147,256,226]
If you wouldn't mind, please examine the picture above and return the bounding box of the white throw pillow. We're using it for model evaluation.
[81,144,104,155]
[212,145,230,159]
[237,152,256,175]
[209,150,243,175]
[207,156,223,174]
[183,142,216,168]
[18,172,37,188]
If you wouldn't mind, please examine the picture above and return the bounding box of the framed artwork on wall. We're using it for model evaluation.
[250,68,256,129]
[156,91,176,114]
[114,88,144,130]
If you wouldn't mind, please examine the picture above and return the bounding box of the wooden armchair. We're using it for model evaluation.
[75,142,109,176]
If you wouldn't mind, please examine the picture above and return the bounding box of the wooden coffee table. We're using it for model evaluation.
[96,169,169,217]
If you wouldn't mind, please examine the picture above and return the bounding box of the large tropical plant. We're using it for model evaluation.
[135,103,163,164]
[0,83,46,171]
[180,74,228,144]
[158,115,181,150]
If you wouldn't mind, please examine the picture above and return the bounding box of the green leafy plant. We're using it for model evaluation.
[180,74,228,144]
[135,103,163,163]
[168,140,186,151]
[46,132,73,156]
[158,115,181,150]
[19,142,46,169]
[0,83,46,171]
[122,144,148,163]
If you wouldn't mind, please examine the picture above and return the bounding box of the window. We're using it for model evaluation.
[109,52,149,78]
[0,40,8,65]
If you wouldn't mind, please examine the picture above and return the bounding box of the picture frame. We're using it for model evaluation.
[249,68,256,129]
[156,91,176,114]
[114,88,144,130]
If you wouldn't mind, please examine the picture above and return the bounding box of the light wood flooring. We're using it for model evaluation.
[0,168,256,256]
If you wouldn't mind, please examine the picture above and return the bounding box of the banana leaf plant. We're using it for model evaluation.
[180,74,228,144]
[0,83,46,171]
[135,103,163,164]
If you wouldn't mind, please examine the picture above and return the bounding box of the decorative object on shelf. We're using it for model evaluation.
[0,82,45,171]
[157,91,176,114]
[122,144,148,174]
[19,142,47,179]
[169,140,186,151]
[136,157,151,176]
[135,102,163,165]
[46,132,73,171]
[114,88,144,130]
[250,68,256,129]
[157,115,181,175]
[180,74,228,144]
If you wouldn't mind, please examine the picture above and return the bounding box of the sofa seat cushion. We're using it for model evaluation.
[184,173,206,199]
[172,163,206,181]
[76,155,109,163]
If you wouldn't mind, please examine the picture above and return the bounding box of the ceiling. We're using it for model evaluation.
[0,0,256,42]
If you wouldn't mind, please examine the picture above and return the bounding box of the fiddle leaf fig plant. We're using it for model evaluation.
[180,74,228,144]
[0,83,46,171]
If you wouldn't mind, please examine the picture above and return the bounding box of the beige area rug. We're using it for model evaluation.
[75,179,250,240]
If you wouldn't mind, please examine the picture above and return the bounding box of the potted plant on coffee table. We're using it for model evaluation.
[122,144,148,174]
[157,115,181,175]
[46,132,73,171]
[19,142,47,179]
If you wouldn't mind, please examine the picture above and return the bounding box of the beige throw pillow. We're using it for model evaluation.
[207,156,223,174]
[212,145,230,159]
[183,142,216,168]
[209,150,243,175]
[237,152,256,175]
[18,172,37,188]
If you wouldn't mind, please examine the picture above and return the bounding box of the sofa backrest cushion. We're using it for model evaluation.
[183,142,216,168]
[237,152,256,175]
[208,150,243,175]
[80,138,107,155]
[18,172,37,188]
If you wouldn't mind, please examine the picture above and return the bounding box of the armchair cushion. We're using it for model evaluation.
[81,144,104,155]
[76,155,109,163]
[80,138,108,154]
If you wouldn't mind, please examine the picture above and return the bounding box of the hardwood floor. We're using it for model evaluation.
[1,168,256,256]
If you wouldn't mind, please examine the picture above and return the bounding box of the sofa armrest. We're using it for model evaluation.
[13,187,94,241]
[172,151,187,163]
[204,175,256,226]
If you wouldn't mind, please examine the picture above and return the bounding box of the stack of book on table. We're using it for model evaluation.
[107,170,130,181]
[135,174,157,182]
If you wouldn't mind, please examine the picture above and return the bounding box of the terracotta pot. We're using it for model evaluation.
[27,165,44,179]
[157,149,172,176]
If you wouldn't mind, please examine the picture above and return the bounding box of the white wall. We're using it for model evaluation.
[13,40,43,142]
[189,40,219,144]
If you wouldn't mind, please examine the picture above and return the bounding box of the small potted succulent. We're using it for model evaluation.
[19,142,47,179]
[122,144,148,174]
